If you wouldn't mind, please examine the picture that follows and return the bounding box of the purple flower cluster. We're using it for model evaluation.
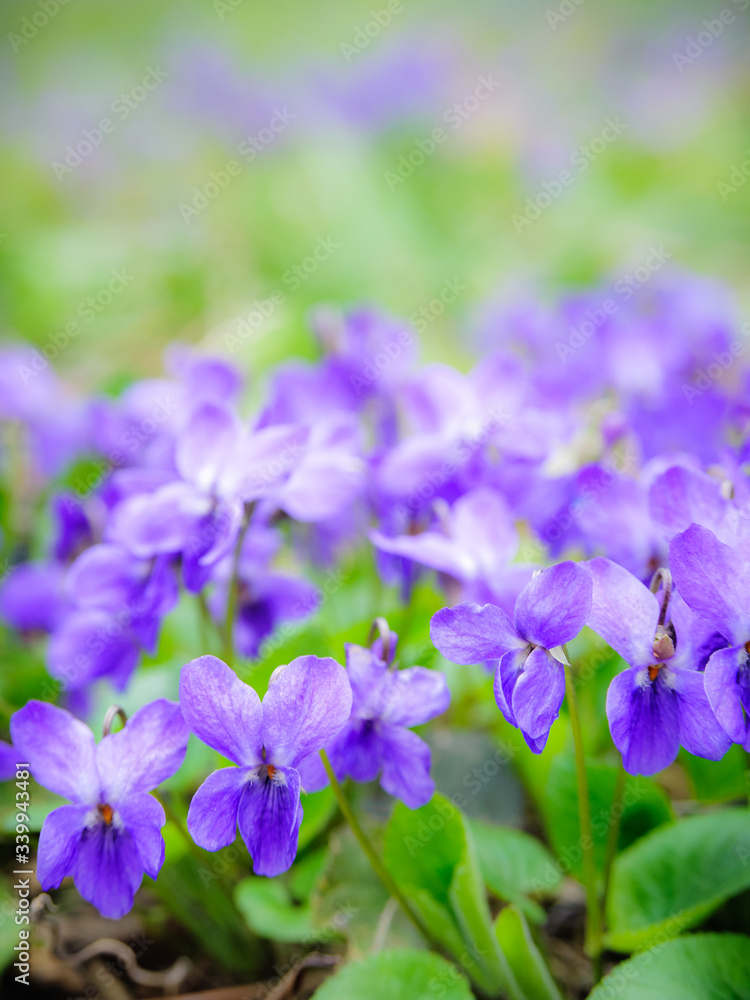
[2,271,750,918]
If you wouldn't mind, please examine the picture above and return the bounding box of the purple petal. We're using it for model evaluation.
[511,646,565,742]
[116,793,166,879]
[0,562,69,633]
[261,656,352,768]
[587,557,659,668]
[10,701,99,804]
[237,765,302,877]
[109,482,209,559]
[649,465,726,542]
[73,824,144,919]
[370,530,476,581]
[704,646,749,745]
[380,667,451,727]
[97,700,188,804]
[276,448,364,522]
[668,590,728,672]
[187,766,249,851]
[430,602,524,664]
[451,486,519,572]
[330,720,383,783]
[226,423,309,500]
[514,561,592,649]
[379,725,434,809]
[606,668,680,776]
[295,751,329,793]
[179,656,263,766]
[674,669,732,761]
[47,609,140,691]
[37,804,87,888]
[0,740,17,781]
[176,402,242,492]
[65,544,148,611]
[670,524,750,645]
[345,643,388,710]
[493,649,525,726]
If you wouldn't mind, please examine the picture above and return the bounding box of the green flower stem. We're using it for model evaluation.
[319,749,442,952]
[602,761,626,923]
[564,663,603,982]
[223,507,251,667]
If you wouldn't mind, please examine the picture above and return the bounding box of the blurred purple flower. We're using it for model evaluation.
[298,635,450,808]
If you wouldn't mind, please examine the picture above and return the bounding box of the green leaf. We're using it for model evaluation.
[680,744,750,803]
[495,906,562,1000]
[471,819,561,922]
[313,950,474,1000]
[607,809,750,952]
[384,795,524,999]
[235,877,313,942]
[589,934,750,999]
[540,755,672,881]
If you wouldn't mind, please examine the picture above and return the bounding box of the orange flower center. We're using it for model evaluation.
[98,803,114,825]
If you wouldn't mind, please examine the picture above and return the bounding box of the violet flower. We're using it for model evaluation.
[431,561,592,752]
[670,524,750,749]
[10,700,188,918]
[298,635,450,808]
[588,557,731,775]
[179,654,352,876]
[371,486,523,606]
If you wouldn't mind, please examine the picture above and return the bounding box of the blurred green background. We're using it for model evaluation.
[1,0,749,389]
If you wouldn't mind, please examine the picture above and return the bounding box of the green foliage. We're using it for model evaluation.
[471,820,561,923]
[539,755,672,883]
[313,950,474,1000]
[589,934,750,999]
[494,906,562,1000]
[235,877,314,942]
[384,794,528,999]
[606,810,750,952]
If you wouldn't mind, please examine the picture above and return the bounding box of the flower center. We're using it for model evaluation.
[98,803,114,825]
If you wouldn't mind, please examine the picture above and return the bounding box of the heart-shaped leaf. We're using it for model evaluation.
[590,934,750,999]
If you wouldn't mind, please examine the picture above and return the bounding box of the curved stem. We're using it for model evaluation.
[223,507,251,667]
[319,749,442,952]
[564,664,603,983]
[602,760,626,924]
